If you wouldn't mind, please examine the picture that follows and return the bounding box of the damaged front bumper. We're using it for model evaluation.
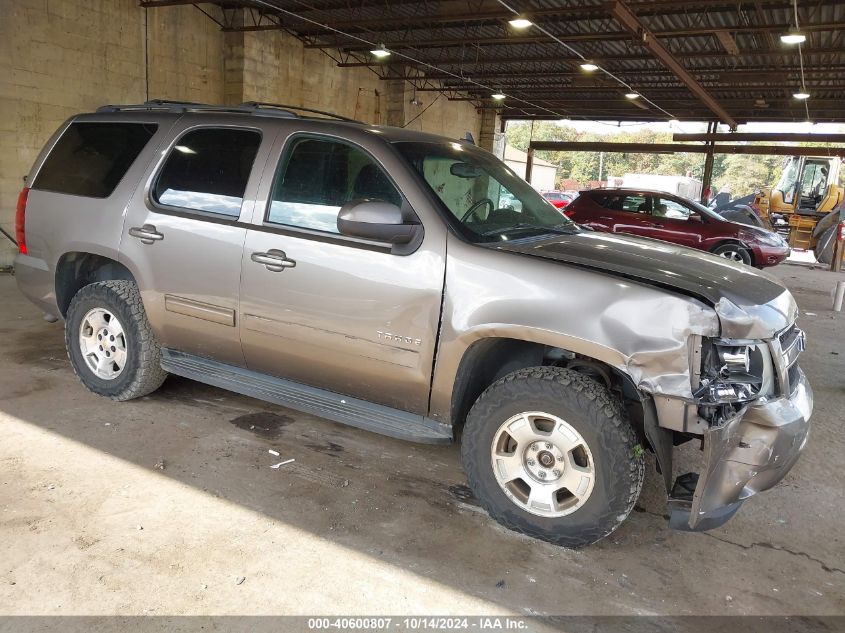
[669,368,812,531]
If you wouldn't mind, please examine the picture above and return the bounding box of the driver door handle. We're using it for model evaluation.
[128,224,164,244]
[251,249,296,272]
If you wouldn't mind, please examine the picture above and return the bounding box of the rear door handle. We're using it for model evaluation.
[251,249,296,272]
[128,224,164,244]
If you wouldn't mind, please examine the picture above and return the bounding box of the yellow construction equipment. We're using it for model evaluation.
[752,155,845,263]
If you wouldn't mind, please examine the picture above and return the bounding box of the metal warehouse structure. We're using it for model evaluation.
[141,0,845,126]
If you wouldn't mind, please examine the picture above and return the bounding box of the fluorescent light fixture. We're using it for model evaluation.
[793,90,810,99]
[174,145,196,154]
[580,62,599,72]
[668,119,680,124]
[370,46,391,58]
[491,92,506,100]
[625,92,640,99]
[780,30,806,44]
[508,17,533,29]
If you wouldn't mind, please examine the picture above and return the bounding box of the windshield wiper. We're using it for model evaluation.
[481,223,578,237]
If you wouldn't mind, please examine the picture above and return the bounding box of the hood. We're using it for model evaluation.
[495,230,797,339]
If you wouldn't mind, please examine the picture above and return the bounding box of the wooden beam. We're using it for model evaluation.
[529,141,845,157]
[606,0,738,127]
[139,0,206,6]
[715,31,740,56]
[674,132,845,143]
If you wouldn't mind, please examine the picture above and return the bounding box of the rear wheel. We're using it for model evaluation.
[65,280,167,400]
[461,367,644,548]
[712,243,752,265]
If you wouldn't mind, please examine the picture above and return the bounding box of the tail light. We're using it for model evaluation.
[15,187,29,254]
[564,209,575,218]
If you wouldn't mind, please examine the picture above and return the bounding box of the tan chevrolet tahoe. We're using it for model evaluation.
[14,101,812,547]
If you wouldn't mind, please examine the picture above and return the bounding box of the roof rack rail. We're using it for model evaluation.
[95,100,299,119]
[240,101,362,123]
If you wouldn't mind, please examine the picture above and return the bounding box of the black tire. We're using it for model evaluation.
[461,367,644,548]
[814,226,835,265]
[711,242,752,265]
[65,280,167,400]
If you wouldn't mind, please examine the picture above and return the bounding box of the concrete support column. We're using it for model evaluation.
[223,10,245,105]
[384,65,409,127]
[478,107,501,153]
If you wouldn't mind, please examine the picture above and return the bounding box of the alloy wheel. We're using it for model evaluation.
[78,308,128,380]
[490,411,595,517]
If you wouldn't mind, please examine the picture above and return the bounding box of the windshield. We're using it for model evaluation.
[394,141,574,242]
[689,198,726,221]
[775,156,801,203]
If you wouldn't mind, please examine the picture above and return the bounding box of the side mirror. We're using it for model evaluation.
[689,212,703,222]
[337,199,421,244]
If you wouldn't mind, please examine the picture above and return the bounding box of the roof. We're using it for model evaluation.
[504,145,556,167]
[144,0,845,125]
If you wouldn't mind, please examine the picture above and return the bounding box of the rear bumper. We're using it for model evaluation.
[14,253,58,317]
[672,368,812,531]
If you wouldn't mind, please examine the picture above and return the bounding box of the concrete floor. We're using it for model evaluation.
[0,266,843,617]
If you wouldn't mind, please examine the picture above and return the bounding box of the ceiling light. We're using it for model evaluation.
[491,93,506,100]
[780,30,806,44]
[370,46,391,58]
[580,62,599,72]
[793,90,810,100]
[625,92,640,99]
[508,17,533,29]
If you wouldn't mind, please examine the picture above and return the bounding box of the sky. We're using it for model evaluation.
[546,119,845,136]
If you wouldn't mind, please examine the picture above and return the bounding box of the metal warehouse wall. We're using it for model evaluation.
[0,0,482,267]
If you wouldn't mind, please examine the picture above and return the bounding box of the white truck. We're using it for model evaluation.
[608,173,703,200]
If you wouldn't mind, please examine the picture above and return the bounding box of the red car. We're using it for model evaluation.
[565,188,790,267]
[542,191,575,209]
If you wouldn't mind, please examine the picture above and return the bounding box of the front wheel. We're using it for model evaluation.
[65,280,167,400]
[712,243,752,265]
[461,367,644,548]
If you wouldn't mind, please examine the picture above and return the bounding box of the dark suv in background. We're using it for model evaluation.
[566,188,790,267]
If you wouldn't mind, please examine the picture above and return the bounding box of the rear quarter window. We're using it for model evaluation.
[33,122,158,198]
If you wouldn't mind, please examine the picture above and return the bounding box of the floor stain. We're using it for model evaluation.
[5,327,67,367]
[229,412,294,439]
[304,441,345,457]
[448,484,480,506]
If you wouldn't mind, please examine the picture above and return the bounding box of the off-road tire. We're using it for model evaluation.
[65,280,167,400]
[461,367,644,548]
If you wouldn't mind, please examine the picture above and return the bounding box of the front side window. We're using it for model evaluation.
[34,122,158,198]
[396,141,572,242]
[267,137,402,234]
[654,197,693,220]
[154,128,261,217]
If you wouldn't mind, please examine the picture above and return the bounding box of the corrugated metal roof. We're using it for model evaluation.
[166,0,845,123]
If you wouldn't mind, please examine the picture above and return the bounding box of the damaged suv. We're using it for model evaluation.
[15,101,812,546]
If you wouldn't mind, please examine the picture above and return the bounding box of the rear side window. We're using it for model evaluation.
[597,193,649,214]
[33,122,157,198]
[154,128,261,217]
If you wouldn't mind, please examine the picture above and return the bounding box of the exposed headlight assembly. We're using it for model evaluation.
[695,339,770,404]
[743,229,784,247]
